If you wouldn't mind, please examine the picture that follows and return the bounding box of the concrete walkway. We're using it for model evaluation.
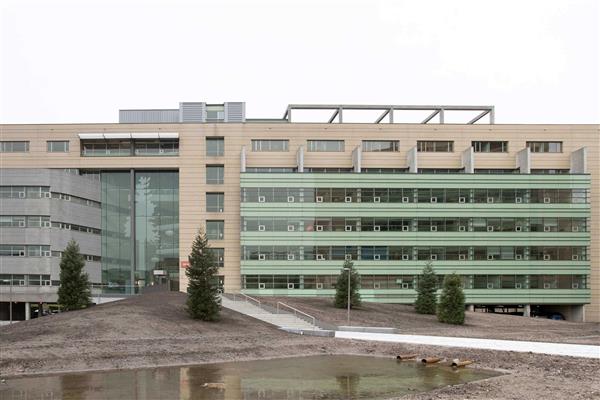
[335,331,600,359]
[221,296,322,331]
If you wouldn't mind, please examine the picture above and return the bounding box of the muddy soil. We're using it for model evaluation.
[258,296,600,345]
[1,292,598,399]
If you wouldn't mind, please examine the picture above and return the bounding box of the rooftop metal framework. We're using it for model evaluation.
[283,104,495,124]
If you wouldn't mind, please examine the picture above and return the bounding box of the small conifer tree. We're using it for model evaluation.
[334,260,361,309]
[186,229,221,321]
[57,240,91,311]
[437,273,466,325]
[415,261,437,314]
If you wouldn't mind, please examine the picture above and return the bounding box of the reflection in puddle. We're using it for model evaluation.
[1,355,499,399]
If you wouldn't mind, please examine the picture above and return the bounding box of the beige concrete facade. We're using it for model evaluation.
[1,123,598,321]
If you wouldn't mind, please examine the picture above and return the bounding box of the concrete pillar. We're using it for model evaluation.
[296,145,304,173]
[240,145,247,173]
[407,146,418,173]
[570,147,587,173]
[352,146,362,173]
[467,304,475,312]
[462,147,474,173]
[25,302,30,320]
[523,304,531,317]
[574,305,585,322]
[516,148,531,174]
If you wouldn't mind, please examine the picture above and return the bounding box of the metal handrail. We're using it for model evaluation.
[230,292,262,308]
[277,301,316,329]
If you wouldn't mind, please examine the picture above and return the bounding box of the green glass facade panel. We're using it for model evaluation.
[240,204,590,218]
[240,172,591,189]
[240,288,590,304]
[240,172,591,306]
[240,234,589,247]
[241,261,590,275]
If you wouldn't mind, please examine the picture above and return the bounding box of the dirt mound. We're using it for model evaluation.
[1,292,276,343]
[0,292,324,376]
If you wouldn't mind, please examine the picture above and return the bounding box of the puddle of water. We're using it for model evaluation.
[1,355,500,400]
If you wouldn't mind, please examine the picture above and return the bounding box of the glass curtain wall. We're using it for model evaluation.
[135,171,180,290]
[101,172,133,293]
[102,170,179,293]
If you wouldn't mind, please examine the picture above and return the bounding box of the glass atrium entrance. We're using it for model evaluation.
[101,170,179,293]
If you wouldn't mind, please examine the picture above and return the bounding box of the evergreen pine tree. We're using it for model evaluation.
[437,273,466,325]
[414,261,438,314]
[334,260,361,309]
[57,240,91,311]
[186,229,221,321]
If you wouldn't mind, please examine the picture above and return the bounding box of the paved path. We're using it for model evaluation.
[221,296,321,331]
[335,331,600,359]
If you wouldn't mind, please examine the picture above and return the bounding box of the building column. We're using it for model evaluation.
[240,145,247,172]
[462,147,474,173]
[407,146,418,173]
[467,304,475,312]
[570,147,587,173]
[352,146,362,173]
[516,148,530,173]
[296,145,304,173]
[25,302,30,320]
[523,304,531,317]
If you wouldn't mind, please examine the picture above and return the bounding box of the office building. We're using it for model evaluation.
[0,102,597,322]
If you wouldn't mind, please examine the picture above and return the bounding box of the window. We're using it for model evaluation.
[530,169,569,175]
[0,245,49,257]
[81,140,131,156]
[362,140,399,152]
[211,248,224,268]
[417,141,453,152]
[305,167,353,173]
[206,220,224,239]
[1,141,29,152]
[527,141,562,153]
[134,140,178,155]
[0,216,27,227]
[206,137,224,156]
[206,165,224,184]
[0,186,50,199]
[206,193,224,212]
[418,168,463,174]
[81,139,178,156]
[475,169,518,174]
[363,168,408,173]
[251,139,289,152]
[47,141,69,153]
[246,167,297,173]
[307,140,345,152]
[206,105,225,121]
[472,141,508,153]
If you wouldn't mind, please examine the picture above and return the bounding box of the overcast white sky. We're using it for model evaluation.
[1,0,599,124]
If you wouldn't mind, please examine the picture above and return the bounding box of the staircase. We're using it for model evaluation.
[221,293,323,332]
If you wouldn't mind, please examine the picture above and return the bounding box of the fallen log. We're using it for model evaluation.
[202,383,226,390]
[451,359,474,368]
[396,354,417,361]
[421,357,441,364]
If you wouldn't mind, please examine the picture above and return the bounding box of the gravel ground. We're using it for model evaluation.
[258,296,600,345]
[1,292,599,400]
